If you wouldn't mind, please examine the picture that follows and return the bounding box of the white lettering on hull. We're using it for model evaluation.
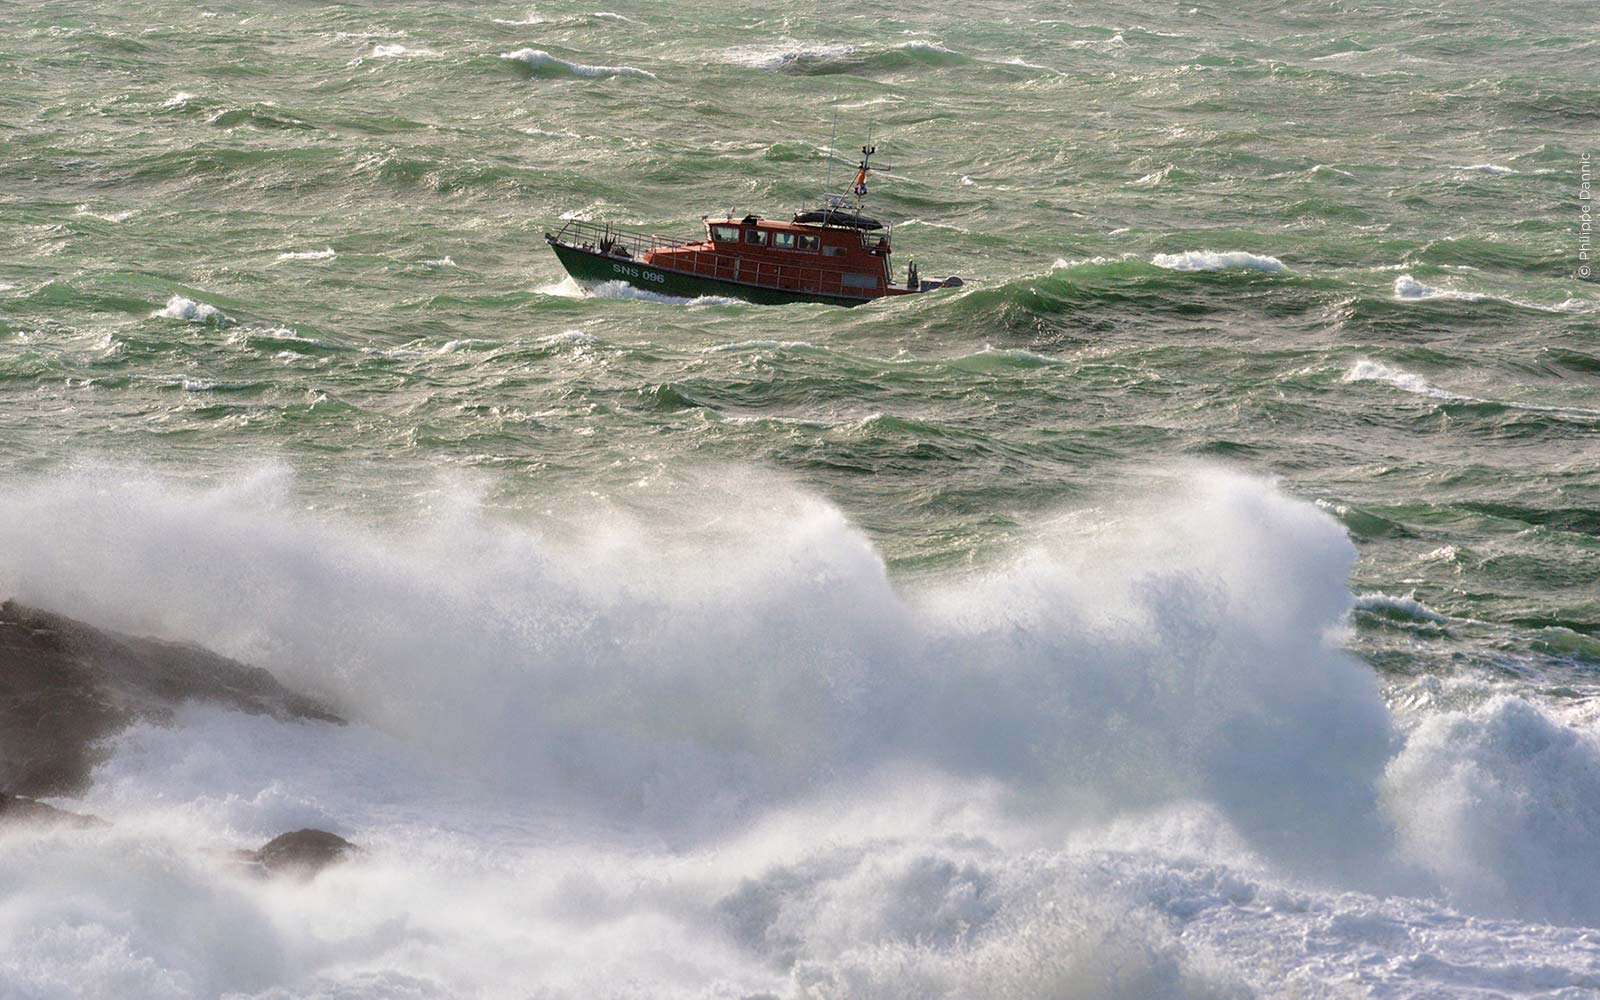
[612,263,666,284]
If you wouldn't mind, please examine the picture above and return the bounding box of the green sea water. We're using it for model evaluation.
[5,0,1596,680]
[3,2,1600,996]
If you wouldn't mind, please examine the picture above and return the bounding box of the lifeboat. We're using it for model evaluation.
[544,144,962,306]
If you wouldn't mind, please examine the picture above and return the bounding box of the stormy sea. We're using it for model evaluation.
[1,1,1597,997]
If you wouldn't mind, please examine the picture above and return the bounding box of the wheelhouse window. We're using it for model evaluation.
[772,232,796,250]
[711,225,741,242]
[822,245,846,257]
[745,229,768,246]
[796,234,820,252]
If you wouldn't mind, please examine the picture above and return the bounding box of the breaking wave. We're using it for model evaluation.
[1149,250,1290,273]
[501,47,655,79]
[1393,273,1489,302]
[1343,359,1466,401]
[1,466,1598,995]
[1345,359,1600,420]
[152,294,229,325]
[494,11,638,27]
[1393,273,1596,313]
[0,466,1387,864]
[722,40,966,75]
[1355,591,1455,624]
[368,43,439,59]
[1384,696,1600,925]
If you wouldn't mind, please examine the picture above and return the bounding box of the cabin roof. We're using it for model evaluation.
[706,215,887,235]
[706,217,814,233]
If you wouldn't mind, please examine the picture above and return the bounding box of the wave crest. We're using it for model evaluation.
[152,295,229,325]
[723,40,965,75]
[502,48,655,79]
[1150,250,1290,273]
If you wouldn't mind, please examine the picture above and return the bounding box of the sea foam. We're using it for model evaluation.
[0,466,1390,874]
[1385,696,1600,925]
[2,466,1597,996]
[152,294,229,325]
[1150,250,1290,273]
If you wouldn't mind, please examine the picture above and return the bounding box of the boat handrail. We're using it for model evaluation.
[548,219,699,256]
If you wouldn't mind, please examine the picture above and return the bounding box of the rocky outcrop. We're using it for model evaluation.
[0,599,342,798]
[0,790,105,828]
[243,828,357,877]
[0,602,358,873]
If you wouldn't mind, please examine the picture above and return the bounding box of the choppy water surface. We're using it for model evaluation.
[2,1,1598,997]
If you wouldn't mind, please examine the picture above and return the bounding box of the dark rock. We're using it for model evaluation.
[0,790,106,828]
[245,828,357,877]
[0,599,343,798]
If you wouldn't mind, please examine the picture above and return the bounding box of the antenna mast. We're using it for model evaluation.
[852,126,876,215]
[819,111,838,210]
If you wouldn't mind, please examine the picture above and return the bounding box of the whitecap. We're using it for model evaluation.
[1345,358,1600,418]
[370,43,439,59]
[1342,359,1465,401]
[961,345,1069,367]
[435,339,492,354]
[722,40,958,73]
[153,294,230,325]
[1132,165,1172,187]
[1000,56,1061,74]
[1393,273,1596,313]
[897,40,962,57]
[276,248,336,261]
[1355,592,1453,624]
[537,329,600,346]
[501,48,655,79]
[1052,254,1135,269]
[1150,250,1290,273]
[700,339,821,354]
[74,205,136,223]
[722,41,855,71]
[1450,163,1518,175]
[1392,274,1488,302]
[897,219,971,234]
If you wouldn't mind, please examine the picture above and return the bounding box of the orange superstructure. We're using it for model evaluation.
[641,214,912,301]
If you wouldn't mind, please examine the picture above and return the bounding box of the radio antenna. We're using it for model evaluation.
[853,124,876,214]
[820,110,838,206]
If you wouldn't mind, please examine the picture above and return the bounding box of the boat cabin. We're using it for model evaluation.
[639,213,910,301]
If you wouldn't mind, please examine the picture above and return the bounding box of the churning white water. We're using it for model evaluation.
[2,467,1597,997]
